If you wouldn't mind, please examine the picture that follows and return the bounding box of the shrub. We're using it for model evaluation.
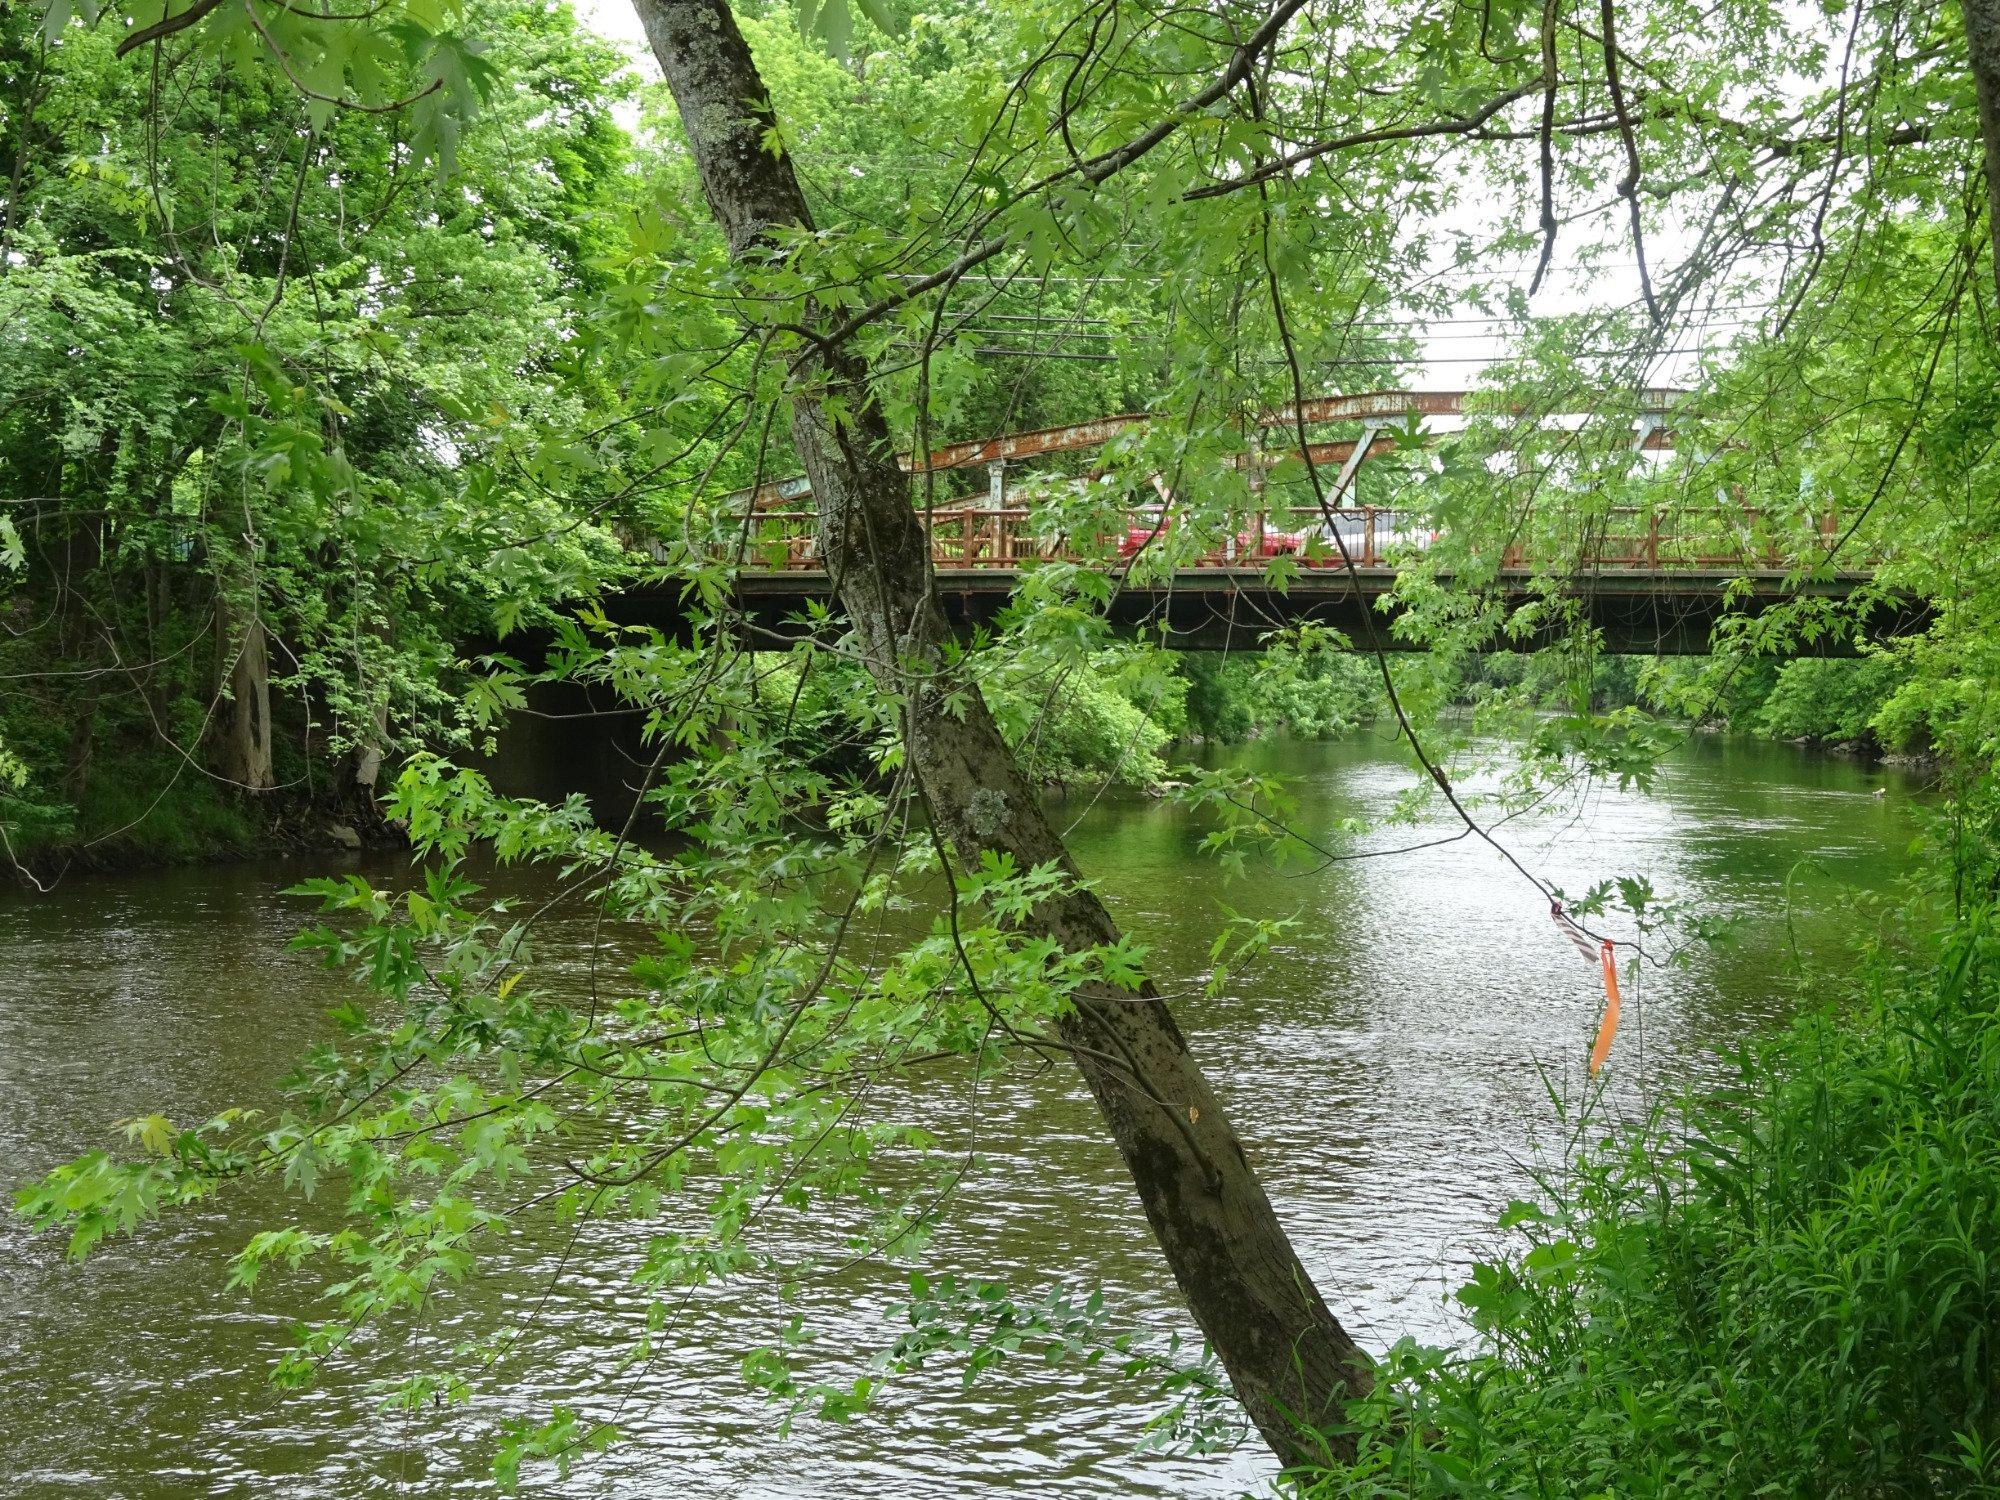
[1754,656,1906,747]
[1176,643,1382,742]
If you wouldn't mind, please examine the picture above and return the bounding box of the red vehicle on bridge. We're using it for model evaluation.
[1114,508,1308,563]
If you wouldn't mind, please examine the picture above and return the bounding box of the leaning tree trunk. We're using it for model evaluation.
[1965,0,2000,308]
[632,0,1371,1464]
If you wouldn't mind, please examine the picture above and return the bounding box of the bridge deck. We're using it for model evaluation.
[606,566,1920,655]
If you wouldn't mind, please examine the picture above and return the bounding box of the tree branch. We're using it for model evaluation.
[816,0,1313,349]
[1529,0,1561,296]
[1181,79,1543,200]
[114,0,225,58]
[1598,0,1662,323]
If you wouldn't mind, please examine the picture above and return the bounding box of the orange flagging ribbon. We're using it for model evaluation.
[1588,940,1622,1076]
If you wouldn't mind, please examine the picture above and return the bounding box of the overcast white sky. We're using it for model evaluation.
[576,0,653,60]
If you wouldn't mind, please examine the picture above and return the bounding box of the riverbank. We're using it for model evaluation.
[2,781,403,889]
[7,682,1937,884]
[4,638,1945,881]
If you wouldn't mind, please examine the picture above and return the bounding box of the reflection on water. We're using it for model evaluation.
[0,734,1924,1497]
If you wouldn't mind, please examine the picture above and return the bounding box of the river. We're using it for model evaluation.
[0,733,1925,1498]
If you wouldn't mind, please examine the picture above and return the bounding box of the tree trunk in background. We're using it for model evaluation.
[1968,0,2000,307]
[65,678,98,811]
[631,0,1372,1464]
[218,604,273,792]
[354,694,389,791]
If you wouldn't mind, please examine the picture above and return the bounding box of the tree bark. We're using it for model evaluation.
[218,601,274,792]
[631,0,1371,1464]
[353,679,390,791]
[1968,0,2000,308]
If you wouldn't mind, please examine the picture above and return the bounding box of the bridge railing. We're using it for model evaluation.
[730,501,1839,573]
[709,388,1870,575]
[1557,507,1841,570]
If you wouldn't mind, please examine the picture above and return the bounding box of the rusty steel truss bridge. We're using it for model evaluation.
[613,390,1922,655]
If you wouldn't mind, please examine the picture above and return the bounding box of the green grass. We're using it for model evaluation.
[3,752,265,869]
[78,763,263,863]
[1308,884,2000,1497]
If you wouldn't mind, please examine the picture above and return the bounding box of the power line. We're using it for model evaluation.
[945,320,1765,344]
[928,344,1736,366]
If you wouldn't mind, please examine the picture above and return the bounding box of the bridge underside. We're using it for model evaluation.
[609,568,1925,655]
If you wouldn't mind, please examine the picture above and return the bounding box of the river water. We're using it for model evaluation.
[0,733,1925,1498]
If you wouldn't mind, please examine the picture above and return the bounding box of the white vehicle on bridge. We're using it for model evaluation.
[1303,508,1438,566]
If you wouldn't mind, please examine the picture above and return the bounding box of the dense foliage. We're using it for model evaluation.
[0,2,633,862]
[8,0,2000,1488]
